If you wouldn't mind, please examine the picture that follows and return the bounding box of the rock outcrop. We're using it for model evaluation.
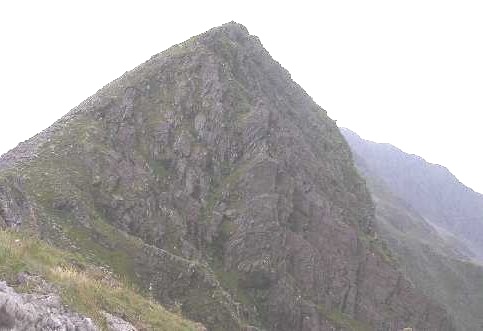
[0,23,455,330]
[102,312,137,331]
[0,280,97,331]
[0,275,141,331]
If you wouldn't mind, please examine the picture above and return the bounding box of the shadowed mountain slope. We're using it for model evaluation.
[0,23,454,330]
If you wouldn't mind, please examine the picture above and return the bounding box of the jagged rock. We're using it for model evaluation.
[0,280,97,331]
[102,312,137,331]
[0,279,141,331]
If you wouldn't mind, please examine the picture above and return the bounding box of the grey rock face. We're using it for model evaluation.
[0,280,97,331]
[102,312,137,331]
[0,22,455,330]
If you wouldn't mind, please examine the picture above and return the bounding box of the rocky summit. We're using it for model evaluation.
[0,22,455,330]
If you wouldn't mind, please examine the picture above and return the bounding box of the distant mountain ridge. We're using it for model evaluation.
[341,128,483,260]
[341,127,483,331]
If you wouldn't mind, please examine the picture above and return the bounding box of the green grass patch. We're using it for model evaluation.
[318,304,372,331]
[360,231,398,266]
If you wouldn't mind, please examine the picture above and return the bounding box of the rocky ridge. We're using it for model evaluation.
[340,128,483,261]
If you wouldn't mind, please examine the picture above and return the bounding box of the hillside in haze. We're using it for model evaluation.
[341,128,483,331]
[0,23,456,330]
[341,128,483,261]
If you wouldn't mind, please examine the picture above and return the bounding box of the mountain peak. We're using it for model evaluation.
[200,21,250,39]
[0,24,455,330]
[219,21,250,34]
[196,20,256,50]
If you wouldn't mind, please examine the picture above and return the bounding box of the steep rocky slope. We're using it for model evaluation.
[0,23,454,330]
[341,128,483,260]
[342,128,483,331]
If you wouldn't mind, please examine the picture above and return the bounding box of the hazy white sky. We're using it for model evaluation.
[1,1,482,192]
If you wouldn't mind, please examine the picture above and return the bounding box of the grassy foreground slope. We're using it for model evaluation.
[0,229,201,331]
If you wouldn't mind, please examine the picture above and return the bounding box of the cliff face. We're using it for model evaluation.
[341,128,483,331]
[0,23,454,330]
